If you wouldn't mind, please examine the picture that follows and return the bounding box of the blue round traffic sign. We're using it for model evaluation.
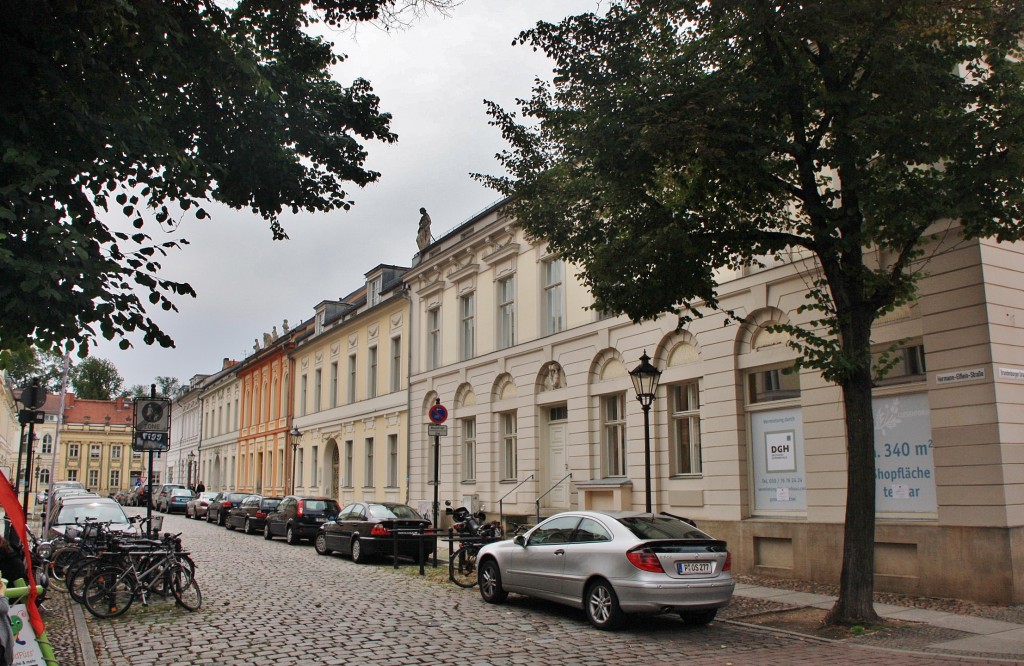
[429,404,448,424]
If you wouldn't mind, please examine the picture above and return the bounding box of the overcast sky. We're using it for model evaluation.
[91,0,603,389]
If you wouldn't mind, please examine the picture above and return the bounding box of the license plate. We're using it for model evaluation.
[677,561,713,575]
[316,516,326,522]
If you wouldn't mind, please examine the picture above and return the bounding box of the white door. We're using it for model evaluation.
[547,422,568,507]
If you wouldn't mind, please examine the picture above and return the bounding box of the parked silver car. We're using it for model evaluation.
[476,510,734,630]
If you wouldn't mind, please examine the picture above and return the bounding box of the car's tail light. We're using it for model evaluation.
[723,551,732,572]
[370,524,391,537]
[256,511,267,519]
[626,548,665,573]
[297,503,304,517]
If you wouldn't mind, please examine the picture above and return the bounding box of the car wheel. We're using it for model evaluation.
[243,518,253,535]
[351,537,365,564]
[478,559,508,604]
[286,525,299,545]
[314,533,331,556]
[263,522,273,540]
[206,511,213,523]
[217,512,226,527]
[679,609,717,626]
[585,579,624,630]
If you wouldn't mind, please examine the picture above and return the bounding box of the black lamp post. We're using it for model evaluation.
[289,426,301,495]
[629,350,662,513]
[186,450,195,489]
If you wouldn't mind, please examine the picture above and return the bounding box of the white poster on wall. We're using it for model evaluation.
[751,407,806,511]
[873,392,936,513]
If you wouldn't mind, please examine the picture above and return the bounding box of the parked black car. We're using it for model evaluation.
[315,501,437,564]
[225,495,283,534]
[264,496,340,545]
[206,492,250,526]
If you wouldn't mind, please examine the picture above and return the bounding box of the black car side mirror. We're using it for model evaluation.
[514,535,527,548]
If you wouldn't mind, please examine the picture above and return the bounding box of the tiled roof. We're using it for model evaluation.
[62,394,134,425]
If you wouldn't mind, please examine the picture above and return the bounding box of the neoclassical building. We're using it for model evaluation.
[290,264,411,504]
[404,199,1024,604]
[56,394,147,496]
[167,374,206,487]
[197,359,240,493]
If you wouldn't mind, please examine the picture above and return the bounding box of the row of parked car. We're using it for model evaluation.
[145,487,736,630]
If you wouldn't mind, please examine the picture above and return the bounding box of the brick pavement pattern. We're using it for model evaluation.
[65,512,1006,666]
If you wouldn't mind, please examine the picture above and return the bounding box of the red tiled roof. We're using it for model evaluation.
[63,394,134,425]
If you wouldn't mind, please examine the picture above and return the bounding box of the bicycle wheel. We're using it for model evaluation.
[67,557,103,603]
[449,545,479,588]
[170,564,202,611]
[83,567,135,619]
[48,546,80,588]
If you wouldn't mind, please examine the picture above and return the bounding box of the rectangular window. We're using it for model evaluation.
[670,382,702,475]
[67,469,78,482]
[40,436,52,454]
[151,471,161,486]
[368,277,382,306]
[300,373,308,416]
[109,469,120,488]
[747,365,801,403]
[367,346,378,398]
[111,445,121,460]
[297,449,304,486]
[330,361,339,408]
[460,293,475,361]
[872,344,927,385]
[314,368,322,412]
[90,444,101,459]
[68,443,79,458]
[501,412,518,480]
[387,434,399,487]
[602,395,627,476]
[498,276,516,349]
[88,469,99,487]
[132,450,142,460]
[347,354,357,403]
[462,418,476,482]
[364,438,374,487]
[344,441,353,487]
[390,336,402,392]
[427,307,441,370]
[543,258,565,335]
[311,446,319,487]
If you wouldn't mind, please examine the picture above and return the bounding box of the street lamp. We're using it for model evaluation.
[186,450,195,489]
[629,350,662,513]
[289,426,301,495]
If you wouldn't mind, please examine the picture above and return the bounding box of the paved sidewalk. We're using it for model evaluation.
[732,583,1024,662]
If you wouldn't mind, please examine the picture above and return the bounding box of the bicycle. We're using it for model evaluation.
[449,542,481,588]
[81,542,201,618]
[68,533,194,604]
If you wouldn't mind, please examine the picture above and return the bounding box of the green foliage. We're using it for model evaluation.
[3,347,66,393]
[483,0,1024,383]
[70,357,124,401]
[0,0,451,360]
[122,376,183,398]
[483,0,1024,624]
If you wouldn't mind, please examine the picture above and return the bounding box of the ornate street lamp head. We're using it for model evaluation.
[289,425,302,449]
[629,350,662,407]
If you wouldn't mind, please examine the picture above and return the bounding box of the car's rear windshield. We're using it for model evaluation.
[303,500,339,513]
[170,489,192,497]
[56,504,129,525]
[368,504,421,520]
[226,493,249,502]
[261,499,281,510]
[616,516,713,540]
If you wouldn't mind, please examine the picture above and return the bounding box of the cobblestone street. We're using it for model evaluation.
[36,510,996,665]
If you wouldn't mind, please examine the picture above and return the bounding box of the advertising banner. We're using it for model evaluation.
[873,392,936,513]
[751,407,806,511]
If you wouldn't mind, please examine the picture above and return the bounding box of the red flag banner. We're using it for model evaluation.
[0,471,44,635]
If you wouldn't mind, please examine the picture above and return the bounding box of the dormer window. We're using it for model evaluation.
[368,277,382,307]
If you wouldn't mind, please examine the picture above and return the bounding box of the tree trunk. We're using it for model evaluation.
[825,314,880,626]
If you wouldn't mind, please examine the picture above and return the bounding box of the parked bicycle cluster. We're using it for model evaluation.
[42,516,201,618]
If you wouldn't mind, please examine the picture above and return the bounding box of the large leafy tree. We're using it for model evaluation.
[70,357,124,401]
[483,0,1024,624]
[4,348,66,394]
[1,0,450,363]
